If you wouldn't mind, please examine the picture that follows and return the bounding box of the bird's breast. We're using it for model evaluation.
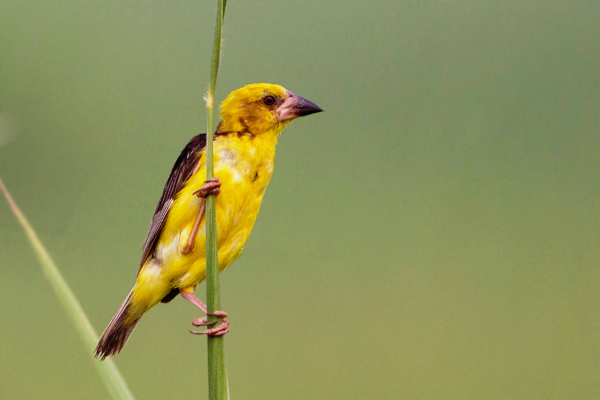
[154,133,278,287]
[208,137,276,263]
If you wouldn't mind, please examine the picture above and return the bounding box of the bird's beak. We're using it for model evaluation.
[276,92,323,121]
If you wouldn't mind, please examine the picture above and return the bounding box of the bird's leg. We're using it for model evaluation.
[181,178,221,255]
[179,290,229,337]
[181,200,206,255]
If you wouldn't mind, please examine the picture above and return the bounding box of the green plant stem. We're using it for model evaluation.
[0,178,135,400]
[204,1,229,399]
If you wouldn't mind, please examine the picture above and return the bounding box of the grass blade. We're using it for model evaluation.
[204,0,230,399]
[0,178,135,400]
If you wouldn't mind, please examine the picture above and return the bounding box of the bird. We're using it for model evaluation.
[94,83,322,359]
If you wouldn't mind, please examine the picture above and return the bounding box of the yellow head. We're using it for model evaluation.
[218,83,322,136]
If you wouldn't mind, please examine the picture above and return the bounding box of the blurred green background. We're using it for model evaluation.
[1,1,599,399]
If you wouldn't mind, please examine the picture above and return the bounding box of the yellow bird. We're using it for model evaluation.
[95,83,322,359]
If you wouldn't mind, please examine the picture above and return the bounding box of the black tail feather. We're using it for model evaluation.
[95,290,140,360]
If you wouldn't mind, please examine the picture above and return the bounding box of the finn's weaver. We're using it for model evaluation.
[95,83,322,359]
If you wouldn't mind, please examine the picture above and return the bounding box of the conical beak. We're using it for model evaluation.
[276,92,323,121]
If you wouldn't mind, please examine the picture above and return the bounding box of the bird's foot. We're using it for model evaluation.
[180,290,230,337]
[194,177,221,198]
[191,310,229,325]
[182,178,222,254]
[190,312,229,337]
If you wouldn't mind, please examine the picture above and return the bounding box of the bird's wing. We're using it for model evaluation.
[139,134,207,270]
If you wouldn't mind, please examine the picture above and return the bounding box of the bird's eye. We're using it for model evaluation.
[263,96,276,106]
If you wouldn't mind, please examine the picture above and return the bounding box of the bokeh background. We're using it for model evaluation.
[1,1,599,399]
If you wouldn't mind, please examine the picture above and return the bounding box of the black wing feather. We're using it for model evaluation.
[139,134,207,269]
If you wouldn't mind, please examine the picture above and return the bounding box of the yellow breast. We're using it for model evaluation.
[151,131,278,290]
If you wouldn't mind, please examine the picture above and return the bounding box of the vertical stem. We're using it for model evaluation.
[205,1,229,400]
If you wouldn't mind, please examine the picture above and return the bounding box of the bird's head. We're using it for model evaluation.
[218,83,322,136]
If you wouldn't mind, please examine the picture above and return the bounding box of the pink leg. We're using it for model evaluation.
[182,178,222,255]
[180,290,229,337]
[180,290,209,313]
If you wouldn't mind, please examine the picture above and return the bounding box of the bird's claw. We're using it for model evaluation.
[190,309,229,335]
[208,310,228,318]
[194,178,221,198]
[190,318,229,337]
[190,310,228,326]
[191,316,215,327]
[180,291,229,337]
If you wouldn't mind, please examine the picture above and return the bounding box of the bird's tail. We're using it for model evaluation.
[94,290,141,360]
